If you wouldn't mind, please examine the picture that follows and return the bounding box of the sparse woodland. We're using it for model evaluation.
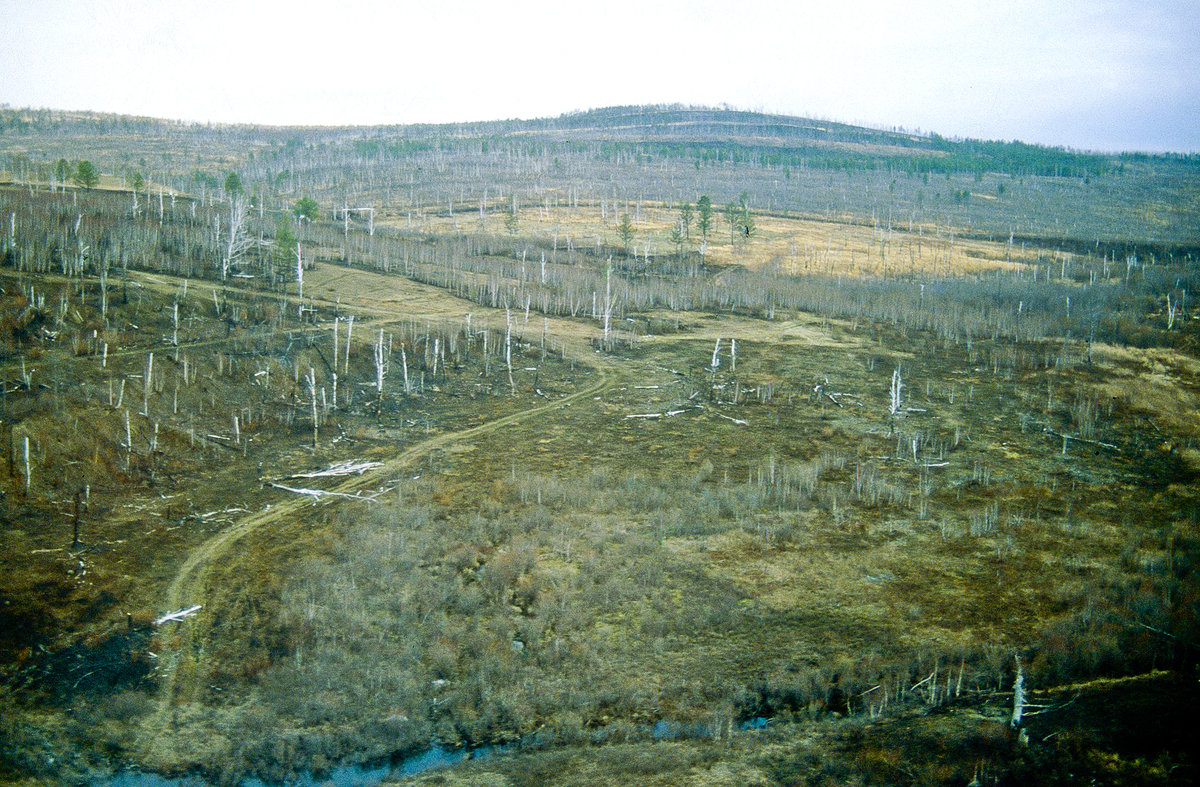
[1,105,1198,786]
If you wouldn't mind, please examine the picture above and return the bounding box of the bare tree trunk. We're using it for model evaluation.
[222,196,248,281]
[143,353,153,415]
[72,490,82,550]
[483,330,490,378]
[505,309,515,395]
[603,260,612,343]
[890,366,903,416]
[22,436,30,494]
[99,266,108,322]
[296,241,304,319]
[307,368,318,447]
[1010,654,1026,731]
[374,329,386,394]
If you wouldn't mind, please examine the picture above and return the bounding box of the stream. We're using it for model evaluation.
[99,718,771,786]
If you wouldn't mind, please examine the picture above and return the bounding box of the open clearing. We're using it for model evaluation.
[2,106,1198,786]
[6,251,1191,783]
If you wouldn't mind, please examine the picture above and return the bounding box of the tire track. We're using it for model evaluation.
[142,330,614,748]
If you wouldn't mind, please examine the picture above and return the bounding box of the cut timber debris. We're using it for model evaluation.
[268,482,381,502]
[154,605,201,626]
[1044,427,1118,451]
[286,460,383,479]
[199,507,248,521]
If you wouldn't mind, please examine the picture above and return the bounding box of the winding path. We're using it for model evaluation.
[136,265,618,756]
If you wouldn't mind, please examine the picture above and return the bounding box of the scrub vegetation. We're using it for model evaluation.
[1,105,1198,785]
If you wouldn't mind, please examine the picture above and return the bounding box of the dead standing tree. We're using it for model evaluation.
[710,338,721,398]
[1011,654,1027,731]
[22,435,30,495]
[306,368,319,447]
[295,240,305,319]
[220,195,269,281]
[373,328,387,411]
[603,258,613,344]
[888,365,904,434]
[505,311,516,395]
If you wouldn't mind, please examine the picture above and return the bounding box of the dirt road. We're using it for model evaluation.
[136,263,617,757]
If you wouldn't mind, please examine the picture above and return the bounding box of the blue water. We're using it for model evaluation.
[100,745,465,787]
[99,717,772,786]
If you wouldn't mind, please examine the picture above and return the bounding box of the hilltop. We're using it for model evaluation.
[4,104,1199,252]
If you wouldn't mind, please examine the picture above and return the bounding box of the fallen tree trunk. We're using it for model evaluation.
[154,605,202,626]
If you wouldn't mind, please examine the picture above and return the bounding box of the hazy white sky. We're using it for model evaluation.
[2,0,1197,152]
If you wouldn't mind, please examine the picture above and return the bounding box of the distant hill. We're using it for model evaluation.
[3,104,1198,249]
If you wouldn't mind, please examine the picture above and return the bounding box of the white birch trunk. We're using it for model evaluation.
[375,330,385,393]
[307,368,318,447]
[505,310,515,395]
[296,242,304,319]
[603,261,612,342]
[1010,655,1026,730]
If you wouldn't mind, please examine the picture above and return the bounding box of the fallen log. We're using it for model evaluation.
[288,460,383,479]
[625,408,690,420]
[198,507,249,521]
[154,604,202,626]
[1044,427,1118,451]
[268,482,380,501]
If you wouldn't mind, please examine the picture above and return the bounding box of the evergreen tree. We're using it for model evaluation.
[617,213,634,255]
[73,160,99,189]
[293,196,319,223]
[696,195,713,240]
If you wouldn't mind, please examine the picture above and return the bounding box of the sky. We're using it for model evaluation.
[2,0,1198,153]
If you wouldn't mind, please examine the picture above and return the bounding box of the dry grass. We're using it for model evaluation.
[400,204,1040,277]
[1092,343,1200,443]
[2,208,1196,785]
